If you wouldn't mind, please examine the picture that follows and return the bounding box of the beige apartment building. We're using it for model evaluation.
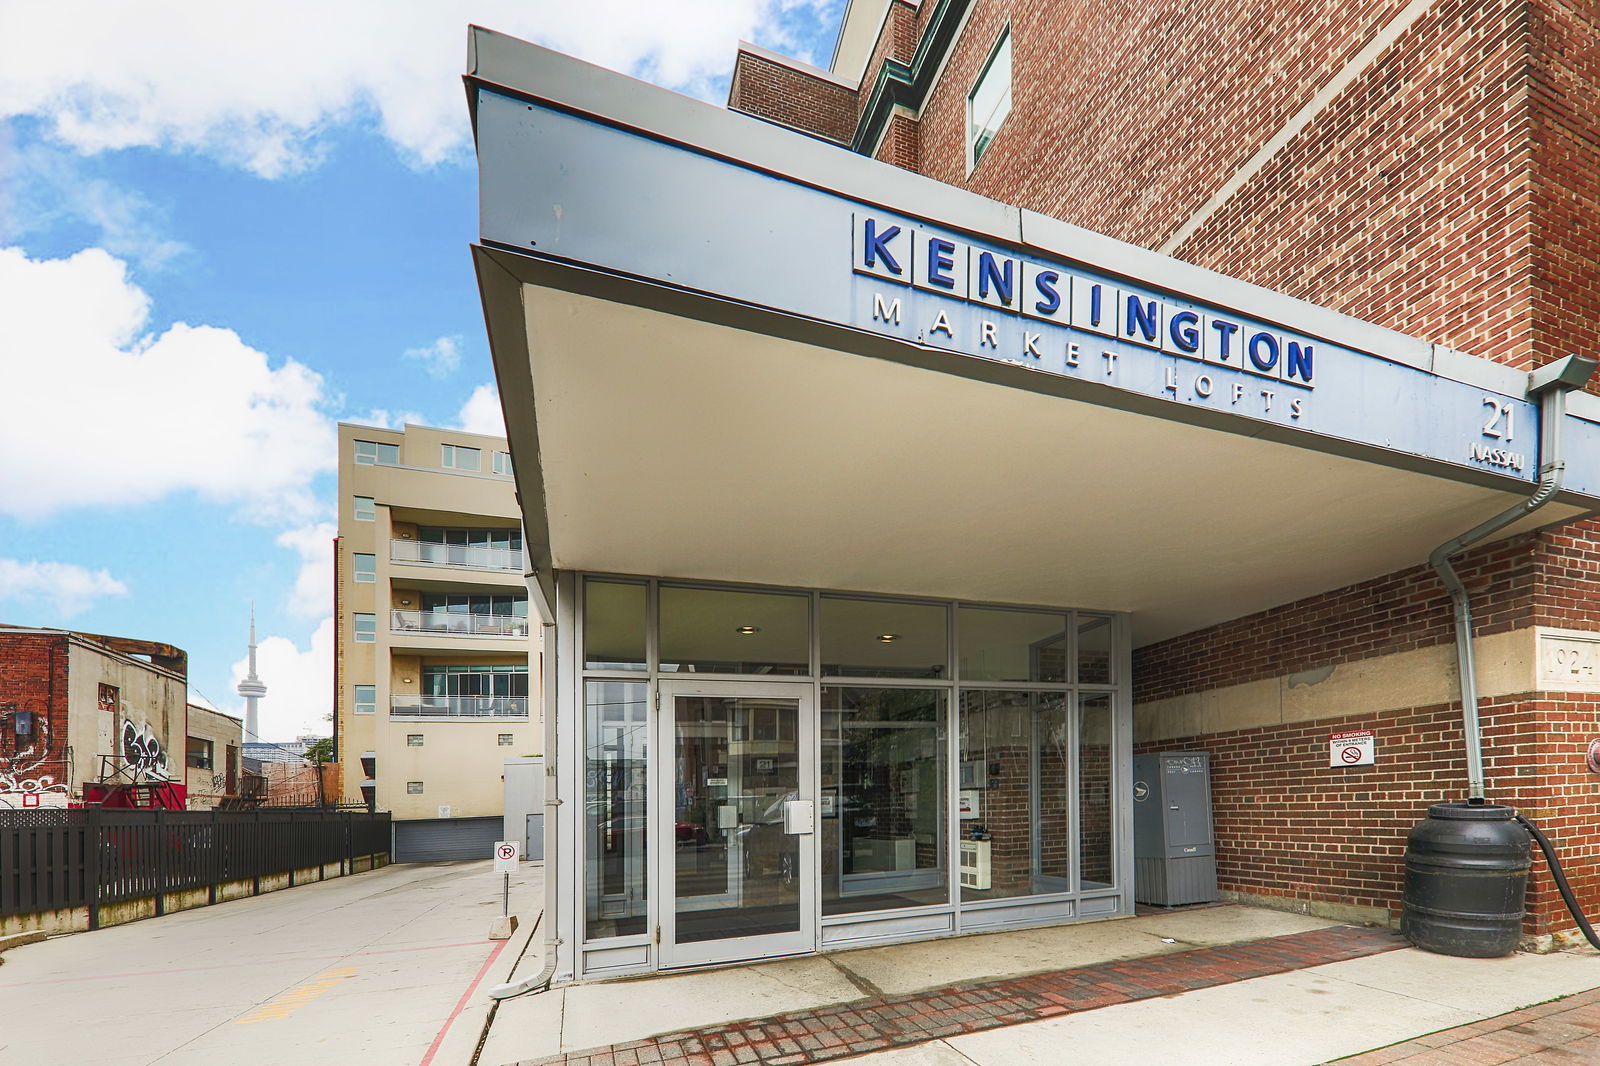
[334,422,540,861]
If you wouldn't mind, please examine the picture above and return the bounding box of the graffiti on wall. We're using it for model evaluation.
[0,707,68,795]
[121,717,173,780]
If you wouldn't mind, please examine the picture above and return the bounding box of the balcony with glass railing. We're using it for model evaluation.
[390,539,523,573]
[389,609,530,639]
[390,695,529,720]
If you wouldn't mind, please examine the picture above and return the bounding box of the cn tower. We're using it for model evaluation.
[236,609,268,742]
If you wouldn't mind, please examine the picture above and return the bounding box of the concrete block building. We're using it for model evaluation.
[183,703,244,809]
[0,626,187,807]
[461,0,1600,982]
[333,422,540,860]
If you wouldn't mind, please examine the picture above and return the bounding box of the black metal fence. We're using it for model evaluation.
[0,808,391,927]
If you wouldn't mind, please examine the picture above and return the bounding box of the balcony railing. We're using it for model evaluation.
[390,695,529,720]
[389,538,523,573]
[389,609,530,639]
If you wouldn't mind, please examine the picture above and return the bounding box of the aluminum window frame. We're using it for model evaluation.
[572,572,1130,964]
[966,26,1014,173]
[441,443,483,471]
[354,439,398,465]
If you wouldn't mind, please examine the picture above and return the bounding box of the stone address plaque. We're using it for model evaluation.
[1538,628,1600,691]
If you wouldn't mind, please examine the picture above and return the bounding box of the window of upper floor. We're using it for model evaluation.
[354,440,399,465]
[421,592,528,617]
[354,613,376,643]
[492,450,514,476]
[186,736,214,769]
[353,495,376,521]
[354,685,376,715]
[354,553,376,583]
[418,526,522,552]
[441,444,482,472]
[968,28,1013,171]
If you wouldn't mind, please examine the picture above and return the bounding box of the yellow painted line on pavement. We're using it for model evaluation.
[235,966,361,1024]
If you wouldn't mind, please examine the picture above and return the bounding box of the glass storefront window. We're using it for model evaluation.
[820,597,947,679]
[821,688,948,915]
[585,580,647,671]
[573,577,1129,961]
[1077,614,1114,685]
[957,689,1069,901]
[958,607,1067,682]
[584,680,649,939]
[1078,693,1115,889]
[659,585,808,675]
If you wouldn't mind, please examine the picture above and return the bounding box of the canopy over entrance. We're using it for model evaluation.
[466,28,1600,645]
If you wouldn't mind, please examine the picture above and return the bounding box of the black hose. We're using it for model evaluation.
[1514,810,1600,952]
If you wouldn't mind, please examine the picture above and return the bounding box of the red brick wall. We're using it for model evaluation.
[728,50,857,144]
[0,633,71,796]
[1171,0,1538,370]
[1528,0,1600,374]
[873,113,920,171]
[1134,533,1538,705]
[1533,519,1600,629]
[1136,692,1600,939]
[912,1,1409,238]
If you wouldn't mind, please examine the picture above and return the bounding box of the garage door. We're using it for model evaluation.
[393,816,502,862]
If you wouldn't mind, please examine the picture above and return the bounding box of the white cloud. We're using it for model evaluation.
[0,1,836,177]
[228,617,334,741]
[457,383,506,437]
[403,334,463,379]
[0,246,336,521]
[0,558,129,618]
[276,522,336,618]
[0,144,187,271]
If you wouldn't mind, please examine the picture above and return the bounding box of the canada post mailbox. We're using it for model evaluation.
[1133,752,1218,905]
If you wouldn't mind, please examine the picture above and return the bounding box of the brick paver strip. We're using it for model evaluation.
[509,925,1402,1066]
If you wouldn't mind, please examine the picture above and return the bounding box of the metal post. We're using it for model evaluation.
[86,806,102,931]
[502,871,510,918]
[208,808,218,906]
[154,807,166,917]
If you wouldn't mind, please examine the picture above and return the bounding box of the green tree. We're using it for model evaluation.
[302,737,335,763]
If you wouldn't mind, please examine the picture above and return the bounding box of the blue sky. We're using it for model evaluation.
[0,1,844,741]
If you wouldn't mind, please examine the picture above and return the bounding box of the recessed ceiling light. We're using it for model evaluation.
[735,625,761,636]
[877,633,899,643]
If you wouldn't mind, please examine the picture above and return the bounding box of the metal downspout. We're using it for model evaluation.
[490,569,561,1000]
[1427,355,1596,801]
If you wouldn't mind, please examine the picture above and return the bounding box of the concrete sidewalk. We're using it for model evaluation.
[0,858,544,1066]
[480,906,1600,1066]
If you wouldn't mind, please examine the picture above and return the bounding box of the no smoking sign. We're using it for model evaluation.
[1329,730,1375,768]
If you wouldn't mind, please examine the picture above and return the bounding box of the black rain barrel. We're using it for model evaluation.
[1401,802,1530,958]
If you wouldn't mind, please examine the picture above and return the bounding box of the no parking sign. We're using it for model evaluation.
[493,840,520,872]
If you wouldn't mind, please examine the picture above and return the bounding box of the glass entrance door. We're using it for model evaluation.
[656,681,816,968]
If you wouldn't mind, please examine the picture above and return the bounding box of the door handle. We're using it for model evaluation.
[783,799,814,835]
